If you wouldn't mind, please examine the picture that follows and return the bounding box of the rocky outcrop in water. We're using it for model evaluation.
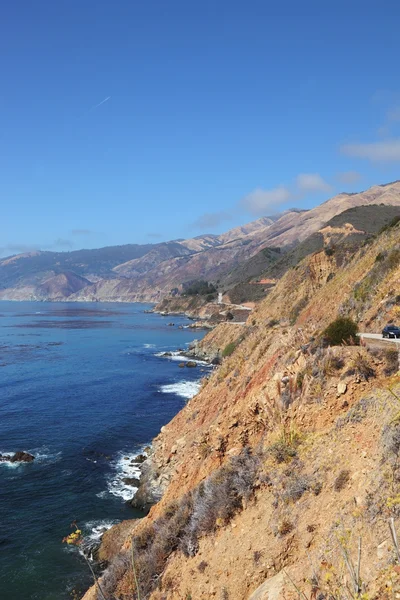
[0,451,35,463]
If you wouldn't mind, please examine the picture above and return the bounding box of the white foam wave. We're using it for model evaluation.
[143,343,156,348]
[102,450,147,502]
[160,380,201,399]
[80,519,118,558]
[84,519,117,544]
[154,351,209,366]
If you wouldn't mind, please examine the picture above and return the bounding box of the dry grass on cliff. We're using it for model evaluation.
[97,448,261,599]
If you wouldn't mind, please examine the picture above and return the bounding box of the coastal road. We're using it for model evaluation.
[359,333,400,345]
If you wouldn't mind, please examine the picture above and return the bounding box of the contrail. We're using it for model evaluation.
[89,96,111,111]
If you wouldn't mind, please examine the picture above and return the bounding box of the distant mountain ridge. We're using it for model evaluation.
[2,180,400,302]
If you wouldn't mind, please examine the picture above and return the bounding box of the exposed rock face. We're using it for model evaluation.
[96,520,138,563]
[129,455,164,514]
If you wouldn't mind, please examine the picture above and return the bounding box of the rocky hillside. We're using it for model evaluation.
[2,181,400,303]
[81,215,400,599]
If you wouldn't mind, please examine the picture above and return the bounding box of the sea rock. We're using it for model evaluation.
[178,362,185,368]
[122,477,140,487]
[186,361,197,368]
[131,454,147,464]
[0,451,35,463]
[130,459,163,514]
[162,352,172,357]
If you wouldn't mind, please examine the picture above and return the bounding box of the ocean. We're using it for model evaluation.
[0,302,207,600]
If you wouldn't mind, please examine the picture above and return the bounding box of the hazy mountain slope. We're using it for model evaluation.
[37,272,91,300]
[3,181,400,303]
[229,203,400,287]
[246,180,400,249]
[216,216,276,243]
[123,182,400,300]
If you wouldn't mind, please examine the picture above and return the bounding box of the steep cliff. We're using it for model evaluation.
[81,218,400,599]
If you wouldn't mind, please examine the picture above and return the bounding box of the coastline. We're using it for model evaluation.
[82,315,211,569]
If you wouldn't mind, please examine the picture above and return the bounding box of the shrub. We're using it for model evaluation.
[324,247,335,256]
[282,474,311,503]
[384,348,399,375]
[184,280,217,296]
[222,342,236,357]
[181,448,260,556]
[267,318,280,327]
[381,422,400,461]
[323,317,359,346]
[296,370,305,390]
[269,440,297,464]
[100,449,261,598]
[334,469,350,491]
[278,519,294,536]
[197,560,208,573]
[351,351,375,381]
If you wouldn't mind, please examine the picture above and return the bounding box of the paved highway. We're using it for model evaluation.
[359,333,400,344]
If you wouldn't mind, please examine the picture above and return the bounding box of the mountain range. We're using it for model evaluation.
[2,180,400,302]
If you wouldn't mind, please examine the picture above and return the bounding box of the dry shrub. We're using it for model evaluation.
[197,560,208,573]
[282,474,312,503]
[99,553,130,599]
[100,449,261,598]
[381,422,400,463]
[277,519,294,536]
[336,396,373,429]
[269,440,297,464]
[350,351,376,381]
[384,348,399,376]
[333,469,350,491]
[180,448,260,557]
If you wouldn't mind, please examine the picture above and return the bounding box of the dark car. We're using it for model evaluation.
[382,325,400,338]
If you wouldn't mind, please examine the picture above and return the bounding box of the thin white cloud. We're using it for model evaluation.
[89,96,111,111]
[191,211,232,229]
[341,139,400,162]
[296,173,332,193]
[336,171,362,185]
[240,187,292,216]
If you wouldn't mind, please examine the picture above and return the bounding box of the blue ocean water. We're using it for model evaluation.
[0,302,205,600]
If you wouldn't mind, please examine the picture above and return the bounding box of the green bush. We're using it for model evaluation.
[222,342,236,357]
[323,317,359,346]
[184,280,217,296]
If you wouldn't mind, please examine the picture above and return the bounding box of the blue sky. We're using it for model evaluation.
[2,1,400,256]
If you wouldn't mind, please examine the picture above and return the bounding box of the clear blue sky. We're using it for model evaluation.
[2,1,400,256]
